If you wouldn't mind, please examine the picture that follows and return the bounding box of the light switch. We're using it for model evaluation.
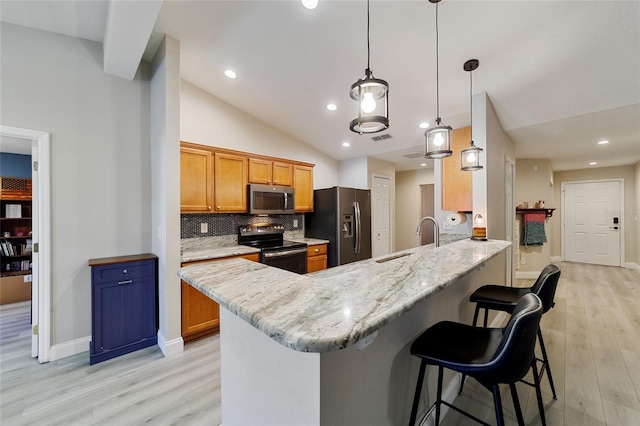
[293,219,299,228]
[200,223,208,233]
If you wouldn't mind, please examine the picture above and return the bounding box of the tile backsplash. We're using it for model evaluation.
[181,213,304,239]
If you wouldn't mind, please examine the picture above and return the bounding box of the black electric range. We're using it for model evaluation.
[238,224,308,274]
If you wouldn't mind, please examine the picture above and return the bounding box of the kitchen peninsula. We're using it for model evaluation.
[178,238,511,425]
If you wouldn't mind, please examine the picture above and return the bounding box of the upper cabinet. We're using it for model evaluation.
[441,126,472,212]
[293,165,314,212]
[248,158,293,186]
[180,142,314,213]
[180,146,214,212]
[214,153,248,212]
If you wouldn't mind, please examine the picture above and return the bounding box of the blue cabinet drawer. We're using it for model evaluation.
[92,260,154,284]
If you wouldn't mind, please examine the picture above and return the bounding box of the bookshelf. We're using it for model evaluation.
[0,178,32,305]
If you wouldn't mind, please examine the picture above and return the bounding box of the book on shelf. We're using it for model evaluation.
[5,204,22,218]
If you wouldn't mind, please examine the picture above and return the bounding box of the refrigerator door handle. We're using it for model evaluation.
[354,201,361,254]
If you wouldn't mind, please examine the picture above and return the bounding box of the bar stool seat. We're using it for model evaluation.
[409,293,544,426]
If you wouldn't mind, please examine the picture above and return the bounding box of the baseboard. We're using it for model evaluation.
[158,331,184,357]
[49,335,90,361]
[0,300,31,311]
[625,262,640,274]
[516,270,541,279]
[550,256,563,262]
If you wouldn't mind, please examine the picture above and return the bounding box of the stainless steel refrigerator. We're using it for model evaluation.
[304,186,371,267]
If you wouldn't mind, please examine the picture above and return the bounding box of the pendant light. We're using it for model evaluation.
[349,0,389,134]
[461,59,483,171]
[424,0,452,159]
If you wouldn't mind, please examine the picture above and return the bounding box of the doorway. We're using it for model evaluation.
[562,179,624,266]
[420,184,435,245]
[0,125,51,362]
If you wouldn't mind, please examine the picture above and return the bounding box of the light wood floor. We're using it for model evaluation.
[1,261,638,425]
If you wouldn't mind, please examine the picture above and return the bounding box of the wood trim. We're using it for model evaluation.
[88,253,158,267]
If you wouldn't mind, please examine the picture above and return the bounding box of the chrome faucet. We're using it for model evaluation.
[415,216,440,247]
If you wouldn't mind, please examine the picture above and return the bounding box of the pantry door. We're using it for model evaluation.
[562,180,623,266]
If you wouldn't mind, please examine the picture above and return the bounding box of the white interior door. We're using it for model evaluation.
[563,180,622,266]
[372,175,390,257]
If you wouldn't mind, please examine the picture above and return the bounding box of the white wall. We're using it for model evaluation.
[338,157,368,189]
[180,81,338,189]
[516,159,554,271]
[150,36,183,356]
[395,168,434,251]
[1,23,151,348]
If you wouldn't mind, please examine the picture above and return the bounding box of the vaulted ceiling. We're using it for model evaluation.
[2,1,639,171]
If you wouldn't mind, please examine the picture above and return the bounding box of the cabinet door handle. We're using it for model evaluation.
[118,280,133,285]
[314,248,320,253]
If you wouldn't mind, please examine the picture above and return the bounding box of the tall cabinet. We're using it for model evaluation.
[0,178,32,305]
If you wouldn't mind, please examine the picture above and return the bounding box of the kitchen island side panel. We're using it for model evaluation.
[220,308,321,426]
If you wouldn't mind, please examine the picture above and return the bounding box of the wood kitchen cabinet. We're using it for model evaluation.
[248,158,293,186]
[441,126,472,212]
[180,142,314,213]
[181,253,259,342]
[214,153,248,212]
[88,254,158,365]
[180,146,214,212]
[307,244,327,273]
[293,165,314,212]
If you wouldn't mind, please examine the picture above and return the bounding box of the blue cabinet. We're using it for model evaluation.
[88,254,158,365]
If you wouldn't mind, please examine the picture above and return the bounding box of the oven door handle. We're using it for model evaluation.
[263,247,308,258]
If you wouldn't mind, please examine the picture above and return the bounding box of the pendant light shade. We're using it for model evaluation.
[350,0,389,134]
[425,0,452,159]
[461,59,483,171]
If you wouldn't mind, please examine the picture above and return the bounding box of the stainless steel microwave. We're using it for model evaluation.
[248,184,295,214]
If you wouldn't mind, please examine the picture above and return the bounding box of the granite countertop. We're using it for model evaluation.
[287,237,330,246]
[178,238,511,352]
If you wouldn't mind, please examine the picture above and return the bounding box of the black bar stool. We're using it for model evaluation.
[464,264,561,404]
[408,293,544,426]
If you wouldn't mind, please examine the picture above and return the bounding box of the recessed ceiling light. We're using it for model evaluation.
[301,0,318,9]
[224,70,236,79]
[420,163,427,167]
[589,162,598,165]
[327,104,337,111]
[418,122,430,129]
[598,140,609,145]
[342,142,350,147]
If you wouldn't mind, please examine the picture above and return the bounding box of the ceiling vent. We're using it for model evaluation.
[371,133,392,142]
[403,152,426,159]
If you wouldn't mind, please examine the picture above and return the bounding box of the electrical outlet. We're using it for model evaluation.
[293,219,299,228]
[442,222,453,230]
[521,257,526,264]
[200,223,208,233]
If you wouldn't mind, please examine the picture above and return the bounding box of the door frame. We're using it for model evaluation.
[1,125,51,362]
[504,156,515,286]
[561,178,625,267]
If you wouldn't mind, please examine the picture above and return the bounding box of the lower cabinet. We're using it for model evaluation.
[307,244,327,273]
[88,254,158,365]
[181,253,259,342]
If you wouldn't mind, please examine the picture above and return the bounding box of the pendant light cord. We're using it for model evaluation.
[366,0,371,74]
[469,63,473,142]
[435,2,440,121]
